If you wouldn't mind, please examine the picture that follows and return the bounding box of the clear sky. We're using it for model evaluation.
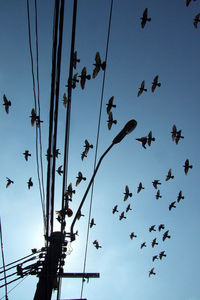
[0,1,200,300]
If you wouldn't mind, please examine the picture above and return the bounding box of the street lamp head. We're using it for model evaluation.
[112,119,137,144]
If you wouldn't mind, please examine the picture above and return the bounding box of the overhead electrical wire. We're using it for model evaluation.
[0,218,8,299]
[0,276,28,300]
[80,0,114,298]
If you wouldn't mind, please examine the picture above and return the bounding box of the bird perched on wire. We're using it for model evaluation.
[193,13,200,28]
[163,230,171,241]
[137,182,144,193]
[65,183,75,198]
[90,218,96,228]
[159,251,167,260]
[77,210,84,220]
[147,131,155,146]
[158,224,165,231]
[156,190,162,199]
[137,80,147,97]
[136,136,147,149]
[72,51,80,69]
[175,130,184,144]
[119,211,126,220]
[56,165,63,176]
[84,139,93,155]
[141,242,147,249]
[106,96,116,115]
[177,190,184,203]
[79,67,91,89]
[6,177,14,188]
[151,75,161,92]
[152,238,158,248]
[3,94,11,114]
[152,255,158,262]
[107,111,117,130]
[169,201,176,211]
[130,232,137,239]
[27,177,33,189]
[149,268,156,277]
[152,179,161,189]
[124,185,132,201]
[112,205,119,214]
[76,171,86,187]
[92,52,106,79]
[166,168,174,181]
[23,150,31,161]
[149,225,156,232]
[183,159,193,175]
[141,8,151,28]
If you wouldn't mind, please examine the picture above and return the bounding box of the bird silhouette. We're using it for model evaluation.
[72,51,80,69]
[23,150,31,161]
[63,93,68,107]
[130,232,137,239]
[76,171,86,187]
[163,230,171,241]
[6,177,14,188]
[90,218,96,228]
[186,0,195,6]
[136,136,147,149]
[92,52,106,78]
[158,224,165,231]
[137,80,147,97]
[126,204,132,212]
[149,225,156,232]
[156,190,162,199]
[55,149,61,158]
[194,13,200,28]
[27,177,33,189]
[152,180,161,189]
[169,201,176,211]
[152,255,158,262]
[112,205,119,214]
[141,8,151,28]
[137,182,144,193]
[171,124,177,141]
[147,131,155,146]
[124,185,132,201]
[81,151,87,161]
[151,75,161,92]
[152,238,158,248]
[84,139,93,155]
[149,268,156,277]
[119,211,126,220]
[183,159,193,175]
[93,240,102,249]
[56,165,63,176]
[166,168,174,181]
[77,210,84,220]
[175,130,184,144]
[29,108,37,126]
[79,67,91,89]
[107,111,117,130]
[65,183,75,198]
[106,96,116,115]
[71,73,79,89]
[35,116,43,128]
[141,242,147,249]
[177,190,184,203]
[159,251,167,260]
[3,94,11,114]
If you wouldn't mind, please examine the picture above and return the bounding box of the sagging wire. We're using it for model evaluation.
[0,218,8,299]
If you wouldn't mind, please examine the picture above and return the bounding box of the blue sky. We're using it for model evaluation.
[0,1,200,300]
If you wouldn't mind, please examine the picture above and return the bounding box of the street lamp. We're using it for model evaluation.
[70,119,137,238]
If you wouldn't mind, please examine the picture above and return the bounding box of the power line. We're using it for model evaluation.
[0,218,8,299]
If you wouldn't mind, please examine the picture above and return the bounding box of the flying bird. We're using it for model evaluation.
[137,80,147,97]
[166,168,174,181]
[159,251,167,260]
[76,171,86,187]
[84,139,93,155]
[177,190,184,203]
[3,94,11,114]
[124,185,132,201]
[193,13,200,28]
[156,190,162,199]
[93,240,102,249]
[23,150,31,161]
[112,205,119,214]
[169,201,176,211]
[77,210,84,220]
[119,211,126,220]
[27,177,33,189]
[152,238,158,248]
[171,125,177,141]
[163,230,171,241]
[63,93,68,107]
[6,177,14,188]
[92,52,106,78]
[152,255,158,262]
[81,151,87,161]
[79,67,91,89]
[151,75,161,92]
[149,268,156,277]
[126,204,132,212]
[183,159,193,175]
[107,111,117,130]
[65,183,75,198]
[106,96,116,115]
[72,51,80,69]
[130,232,137,239]
[158,224,165,231]
[149,225,156,232]
[90,218,96,228]
[137,182,144,193]
[141,242,147,249]
[186,0,197,6]
[55,149,61,158]
[56,165,63,176]
[152,180,161,189]
[147,131,155,146]
[136,136,147,149]
[141,8,151,28]
[175,130,184,144]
